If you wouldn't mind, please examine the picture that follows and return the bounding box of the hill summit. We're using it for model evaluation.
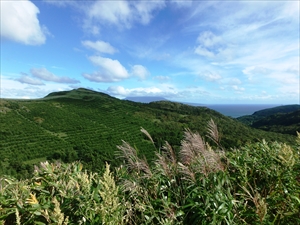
[44,88,113,100]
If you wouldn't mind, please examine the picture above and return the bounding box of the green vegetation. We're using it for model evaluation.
[1,123,299,224]
[0,88,296,178]
[237,105,300,135]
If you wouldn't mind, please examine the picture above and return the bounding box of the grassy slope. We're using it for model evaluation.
[0,88,295,177]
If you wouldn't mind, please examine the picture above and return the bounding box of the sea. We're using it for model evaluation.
[188,104,281,118]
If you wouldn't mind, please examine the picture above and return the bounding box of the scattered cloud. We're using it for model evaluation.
[1,0,47,45]
[130,65,150,80]
[194,46,215,58]
[105,84,213,102]
[82,40,117,54]
[194,31,224,58]
[106,86,129,96]
[2,1,298,104]
[232,85,245,92]
[85,0,165,30]
[1,75,74,99]
[87,1,131,28]
[197,31,222,48]
[106,85,163,97]
[83,56,129,82]
[30,68,80,84]
[15,73,45,85]
[132,1,166,25]
[154,76,171,82]
[198,71,222,82]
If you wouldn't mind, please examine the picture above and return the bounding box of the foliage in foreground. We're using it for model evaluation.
[1,120,300,224]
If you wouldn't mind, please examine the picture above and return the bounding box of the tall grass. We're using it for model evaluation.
[1,120,299,224]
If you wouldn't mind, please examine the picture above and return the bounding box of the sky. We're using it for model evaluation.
[1,0,299,104]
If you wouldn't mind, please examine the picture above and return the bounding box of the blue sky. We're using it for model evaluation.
[1,0,299,104]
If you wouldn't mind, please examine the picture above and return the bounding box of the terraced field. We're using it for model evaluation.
[0,88,295,178]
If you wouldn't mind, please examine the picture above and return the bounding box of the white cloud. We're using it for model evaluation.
[194,46,215,58]
[154,76,171,82]
[15,74,45,85]
[223,78,242,85]
[130,65,150,80]
[107,85,162,97]
[132,1,165,25]
[83,56,129,82]
[86,0,165,29]
[1,0,47,45]
[88,1,131,28]
[198,71,222,82]
[196,31,222,48]
[0,75,73,99]
[106,86,129,96]
[30,68,80,84]
[105,83,213,102]
[82,40,117,54]
[232,85,245,92]
[194,31,225,59]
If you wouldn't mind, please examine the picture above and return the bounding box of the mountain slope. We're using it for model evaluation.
[0,88,295,178]
[237,105,300,135]
[251,109,300,135]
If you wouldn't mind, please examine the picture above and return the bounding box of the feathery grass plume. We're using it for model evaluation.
[206,118,221,147]
[116,140,139,171]
[116,140,152,178]
[155,141,178,179]
[180,128,225,176]
[140,127,154,145]
[155,152,171,178]
[180,128,206,165]
[177,162,195,182]
[162,141,177,165]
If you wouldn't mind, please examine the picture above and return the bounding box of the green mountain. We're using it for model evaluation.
[237,105,300,135]
[0,88,295,178]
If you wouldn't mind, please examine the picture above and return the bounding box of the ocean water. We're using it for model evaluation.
[203,104,281,118]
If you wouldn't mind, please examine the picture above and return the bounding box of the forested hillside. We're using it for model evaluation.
[237,105,300,135]
[0,88,295,178]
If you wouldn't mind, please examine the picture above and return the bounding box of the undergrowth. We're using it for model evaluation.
[1,120,299,224]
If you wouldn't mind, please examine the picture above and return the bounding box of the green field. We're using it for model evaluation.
[0,88,296,178]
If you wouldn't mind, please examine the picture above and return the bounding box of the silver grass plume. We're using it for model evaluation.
[116,140,152,178]
[180,125,225,176]
[206,118,222,148]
